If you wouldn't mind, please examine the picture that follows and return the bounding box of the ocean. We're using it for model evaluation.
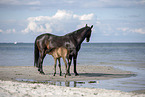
[0,43,145,91]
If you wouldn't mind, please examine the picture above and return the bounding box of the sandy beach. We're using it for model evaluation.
[0,65,145,97]
[1,80,145,97]
[0,65,134,82]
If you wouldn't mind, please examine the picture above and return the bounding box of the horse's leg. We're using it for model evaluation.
[53,58,57,76]
[67,55,72,76]
[73,55,79,76]
[58,58,62,76]
[62,57,67,78]
[38,50,46,75]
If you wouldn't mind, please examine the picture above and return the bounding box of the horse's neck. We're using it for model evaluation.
[66,27,87,49]
[75,28,87,46]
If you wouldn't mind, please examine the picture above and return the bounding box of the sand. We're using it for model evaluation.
[0,65,135,82]
[0,80,145,97]
[0,65,145,97]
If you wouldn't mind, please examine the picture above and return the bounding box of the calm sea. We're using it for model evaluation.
[0,43,145,91]
[0,43,145,67]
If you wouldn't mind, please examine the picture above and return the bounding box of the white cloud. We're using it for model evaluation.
[117,27,145,34]
[73,13,94,20]
[22,21,52,34]
[22,10,94,34]
[52,10,72,20]
[117,27,129,32]
[27,1,40,5]
[0,28,16,34]
[6,29,16,34]
[27,16,50,22]
[0,0,40,5]
[131,28,145,34]
[22,22,37,33]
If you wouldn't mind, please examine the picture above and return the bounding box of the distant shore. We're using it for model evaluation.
[0,65,145,97]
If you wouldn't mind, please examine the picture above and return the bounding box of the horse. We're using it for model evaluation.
[45,47,70,77]
[34,24,93,76]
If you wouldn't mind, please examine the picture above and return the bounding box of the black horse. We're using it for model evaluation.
[34,24,93,76]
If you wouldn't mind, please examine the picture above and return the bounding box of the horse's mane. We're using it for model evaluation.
[38,26,90,38]
[65,26,86,36]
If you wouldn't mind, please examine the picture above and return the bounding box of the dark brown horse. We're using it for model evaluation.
[34,24,93,76]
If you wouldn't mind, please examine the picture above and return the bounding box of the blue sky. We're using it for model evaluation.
[0,0,145,43]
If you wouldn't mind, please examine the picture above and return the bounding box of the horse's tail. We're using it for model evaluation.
[34,40,39,67]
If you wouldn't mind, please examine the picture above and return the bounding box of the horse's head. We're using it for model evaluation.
[85,24,93,42]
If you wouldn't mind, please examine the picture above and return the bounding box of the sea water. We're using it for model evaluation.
[0,43,145,92]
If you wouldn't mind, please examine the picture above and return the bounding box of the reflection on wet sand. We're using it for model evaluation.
[49,81,86,87]
[16,78,97,88]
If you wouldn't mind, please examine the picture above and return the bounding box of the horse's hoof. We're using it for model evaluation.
[66,73,71,76]
[53,73,56,76]
[75,73,79,76]
[40,72,45,75]
[59,72,62,76]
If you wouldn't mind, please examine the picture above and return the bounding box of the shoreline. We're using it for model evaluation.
[0,65,145,96]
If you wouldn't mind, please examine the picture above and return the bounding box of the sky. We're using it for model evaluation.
[0,0,145,43]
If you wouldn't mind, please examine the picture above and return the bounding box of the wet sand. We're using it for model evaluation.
[0,65,145,97]
[0,65,134,82]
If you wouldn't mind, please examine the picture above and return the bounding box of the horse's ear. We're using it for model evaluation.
[91,25,93,29]
[86,24,87,27]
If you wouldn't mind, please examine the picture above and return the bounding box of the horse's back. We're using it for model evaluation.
[35,33,58,43]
